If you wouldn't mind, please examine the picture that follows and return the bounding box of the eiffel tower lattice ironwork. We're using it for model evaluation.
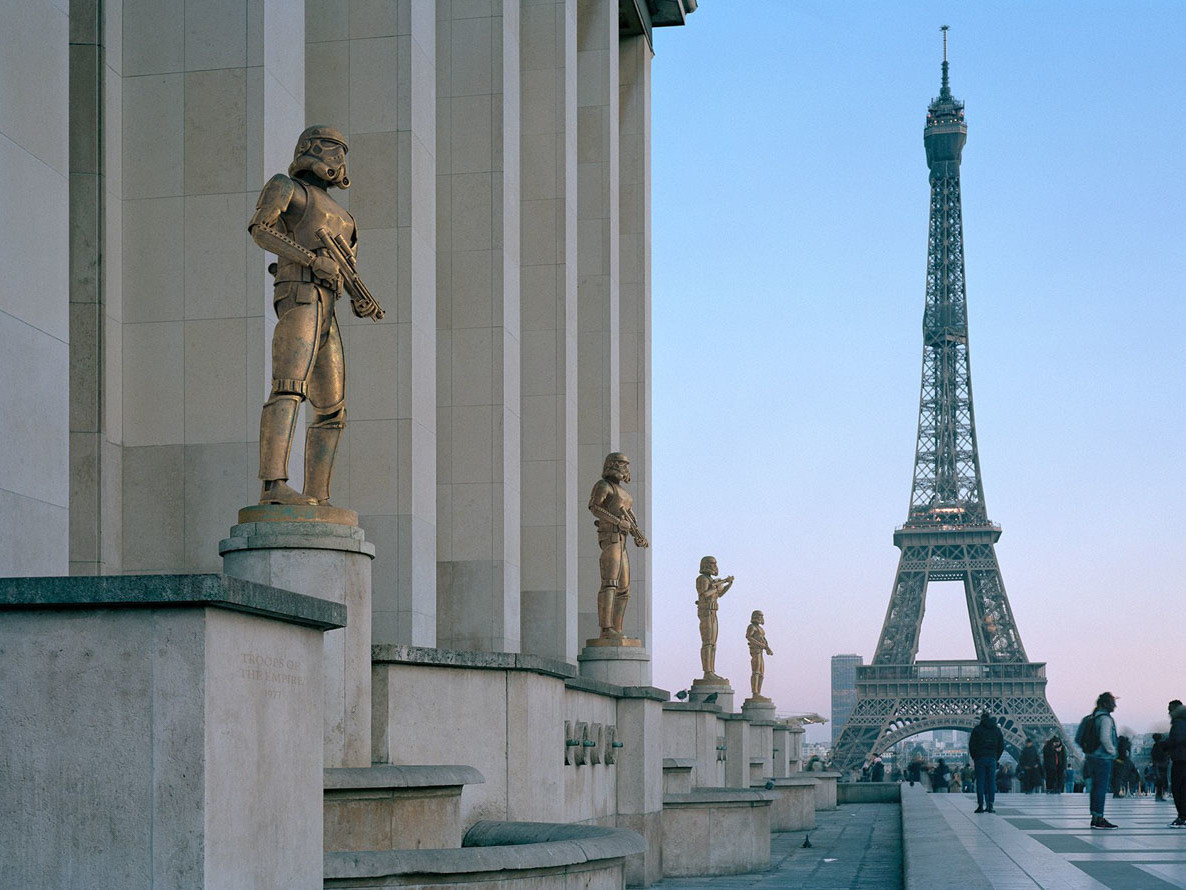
[830,31,1066,773]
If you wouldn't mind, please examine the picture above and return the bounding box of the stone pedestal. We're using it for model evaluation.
[0,574,343,890]
[688,677,734,712]
[220,505,375,768]
[741,697,776,721]
[578,642,650,686]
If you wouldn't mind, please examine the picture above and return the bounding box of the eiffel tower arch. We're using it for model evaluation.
[831,32,1066,773]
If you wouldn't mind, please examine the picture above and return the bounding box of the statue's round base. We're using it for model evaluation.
[688,677,734,712]
[741,696,777,722]
[220,504,374,769]
[578,642,650,686]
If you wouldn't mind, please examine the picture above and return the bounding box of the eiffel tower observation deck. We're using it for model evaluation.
[831,29,1066,773]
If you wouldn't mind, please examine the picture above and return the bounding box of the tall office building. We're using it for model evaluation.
[831,653,863,744]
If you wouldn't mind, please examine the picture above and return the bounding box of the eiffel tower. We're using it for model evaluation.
[831,30,1066,773]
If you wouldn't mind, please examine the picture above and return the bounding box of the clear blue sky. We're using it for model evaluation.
[648,2,1186,738]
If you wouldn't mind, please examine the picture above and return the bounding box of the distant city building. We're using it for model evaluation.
[831,654,864,744]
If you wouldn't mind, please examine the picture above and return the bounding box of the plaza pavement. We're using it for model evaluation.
[918,788,1186,888]
[655,789,1186,889]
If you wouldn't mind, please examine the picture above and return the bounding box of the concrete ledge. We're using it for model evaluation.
[900,783,991,890]
[371,644,668,700]
[0,573,346,630]
[373,644,577,680]
[663,788,775,806]
[324,821,644,886]
[662,700,722,714]
[325,764,485,790]
[839,781,902,804]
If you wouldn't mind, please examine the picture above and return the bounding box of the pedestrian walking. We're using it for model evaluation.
[968,711,1004,813]
[1168,699,1186,827]
[1077,691,1119,829]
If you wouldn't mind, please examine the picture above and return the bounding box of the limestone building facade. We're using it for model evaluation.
[1,0,692,675]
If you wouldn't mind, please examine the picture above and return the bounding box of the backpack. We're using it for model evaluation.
[1075,712,1101,754]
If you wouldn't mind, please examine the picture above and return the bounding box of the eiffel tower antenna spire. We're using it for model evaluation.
[940,25,950,97]
[829,41,1068,774]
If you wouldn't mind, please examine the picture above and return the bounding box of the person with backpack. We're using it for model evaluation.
[1167,699,1186,827]
[968,710,1004,813]
[1076,691,1119,829]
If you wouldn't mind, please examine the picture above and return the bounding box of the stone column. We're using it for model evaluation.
[69,0,123,576]
[221,506,375,768]
[435,1,523,652]
[518,0,580,662]
[0,0,69,575]
[305,0,438,647]
[575,0,620,647]
[118,0,305,573]
[616,31,652,658]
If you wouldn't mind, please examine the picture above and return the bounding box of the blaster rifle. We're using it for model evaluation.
[590,504,648,548]
[316,227,386,322]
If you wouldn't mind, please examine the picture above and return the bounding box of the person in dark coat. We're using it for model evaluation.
[1111,736,1138,798]
[906,753,923,787]
[1042,736,1067,794]
[1168,699,1186,827]
[996,763,1013,794]
[1019,738,1042,793]
[968,711,1005,813]
[870,755,885,782]
[1151,732,1171,802]
[930,758,950,792]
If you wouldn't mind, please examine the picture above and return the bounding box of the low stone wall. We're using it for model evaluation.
[808,770,841,810]
[323,820,646,889]
[324,764,486,852]
[838,781,902,804]
[900,783,991,889]
[761,777,816,831]
[661,789,773,877]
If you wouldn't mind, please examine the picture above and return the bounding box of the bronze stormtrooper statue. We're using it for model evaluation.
[587,452,649,641]
[695,556,734,680]
[248,125,383,506]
